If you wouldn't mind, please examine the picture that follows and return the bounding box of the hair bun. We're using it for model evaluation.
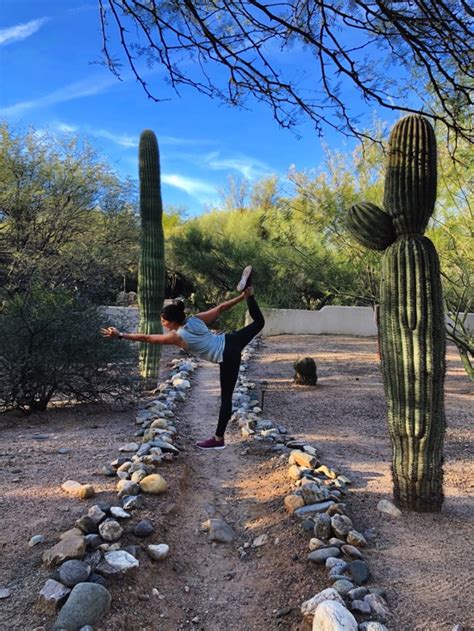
[174,300,185,312]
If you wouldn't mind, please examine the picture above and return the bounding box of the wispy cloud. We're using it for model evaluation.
[0,76,117,117]
[54,122,79,133]
[89,128,138,148]
[204,151,272,180]
[0,18,49,46]
[162,173,216,200]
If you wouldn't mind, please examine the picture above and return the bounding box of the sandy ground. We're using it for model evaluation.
[0,336,472,631]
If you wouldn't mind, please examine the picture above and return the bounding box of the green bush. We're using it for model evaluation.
[0,289,139,412]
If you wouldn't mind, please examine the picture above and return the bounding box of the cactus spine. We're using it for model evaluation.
[347,116,446,511]
[138,130,165,383]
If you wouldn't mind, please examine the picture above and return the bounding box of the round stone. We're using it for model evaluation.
[346,529,367,547]
[331,514,353,538]
[59,560,91,587]
[53,583,111,629]
[99,519,123,542]
[332,579,355,596]
[307,547,341,563]
[133,520,155,538]
[348,559,371,585]
[139,474,168,494]
[148,544,170,561]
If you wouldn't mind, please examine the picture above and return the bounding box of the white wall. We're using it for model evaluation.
[246,306,474,337]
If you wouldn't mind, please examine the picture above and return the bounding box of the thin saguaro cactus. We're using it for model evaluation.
[346,115,446,511]
[138,130,165,384]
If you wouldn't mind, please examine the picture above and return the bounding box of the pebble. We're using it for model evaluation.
[342,544,363,559]
[29,535,46,547]
[205,518,235,544]
[309,537,327,551]
[348,586,369,600]
[332,579,355,596]
[139,473,168,494]
[0,588,11,599]
[364,593,390,620]
[133,520,155,538]
[377,499,402,517]
[52,583,111,630]
[331,514,353,538]
[116,480,140,498]
[75,515,99,535]
[326,557,347,571]
[314,513,332,539]
[122,495,144,510]
[358,623,388,631]
[307,547,341,563]
[88,506,106,525]
[110,506,131,519]
[61,480,95,500]
[148,544,170,561]
[351,598,371,614]
[59,560,91,587]
[275,606,292,618]
[252,534,268,547]
[57,448,71,455]
[99,519,123,542]
[104,550,139,572]
[347,529,367,547]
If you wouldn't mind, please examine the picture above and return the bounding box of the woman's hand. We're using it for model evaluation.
[101,326,120,338]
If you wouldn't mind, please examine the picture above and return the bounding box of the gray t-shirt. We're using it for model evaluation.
[176,316,225,363]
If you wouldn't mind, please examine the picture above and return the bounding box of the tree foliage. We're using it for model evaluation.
[99,0,472,146]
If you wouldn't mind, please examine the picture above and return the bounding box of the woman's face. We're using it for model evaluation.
[161,316,177,330]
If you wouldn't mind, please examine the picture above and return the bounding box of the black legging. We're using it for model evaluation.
[215,296,265,438]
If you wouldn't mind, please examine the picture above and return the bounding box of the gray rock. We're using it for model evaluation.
[295,501,335,518]
[59,560,91,587]
[348,587,369,601]
[104,550,139,573]
[116,480,140,499]
[133,520,155,538]
[75,516,99,535]
[148,544,170,561]
[84,534,102,550]
[122,495,144,510]
[328,537,346,548]
[58,448,71,455]
[314,513,332,540]
[99,465,115,477]
[333,579,355,596]
[301,483,331,505]
[118,442,139,452]
[368,586,387,599]
[329,574,350,583]
[313,600,358,630]
[364,593,390,620]
[29,535,46,547]
[53,583,111,629]
[307,547,341,563]
[87,506,106,525]
[88,573,106,586]
[206,518,235,544]
[302,519,315,532]
[99,519,123,542]
[377,499,402,517]
[38,579,70,613]
[327,502,348,516]
[351,599,371,614]
[326,557,347,571]
[349,559,371,585]
[331,514,353,538]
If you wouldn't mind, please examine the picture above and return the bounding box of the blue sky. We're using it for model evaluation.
[0,1,402,215]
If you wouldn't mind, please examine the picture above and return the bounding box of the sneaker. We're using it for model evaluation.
[196,436,225,450]
[237,265,253,292]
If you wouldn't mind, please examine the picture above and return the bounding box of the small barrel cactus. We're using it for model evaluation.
[294,357,318,386]
[346,115,446,512]
[138,130,165,384]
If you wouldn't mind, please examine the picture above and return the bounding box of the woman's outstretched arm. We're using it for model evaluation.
[196,288,252,325]
[101,327,182,346]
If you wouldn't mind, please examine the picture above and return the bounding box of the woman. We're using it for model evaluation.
[101,266,264,450]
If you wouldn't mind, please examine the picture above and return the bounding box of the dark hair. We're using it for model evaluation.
[161,301,186,325]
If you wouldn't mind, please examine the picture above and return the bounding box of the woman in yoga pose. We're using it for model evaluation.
[101,266,264,449]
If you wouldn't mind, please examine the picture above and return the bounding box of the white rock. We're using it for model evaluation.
[172,378,191,390]
[148,544,170,561]
[301,588,345,618]
[252,534,268,547]
[118,443,139,453]
[104,550,139,572]
[313,600,358,630]
[377,499,402,517]
[109,507,131,519]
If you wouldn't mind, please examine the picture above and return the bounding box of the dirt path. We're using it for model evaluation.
[1,337,472,630]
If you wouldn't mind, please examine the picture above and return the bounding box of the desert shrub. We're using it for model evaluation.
[0,289,139,412]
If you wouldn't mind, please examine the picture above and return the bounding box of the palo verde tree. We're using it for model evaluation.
[347,115,446,512]
[137,129,165,384]
[98,1,472,148]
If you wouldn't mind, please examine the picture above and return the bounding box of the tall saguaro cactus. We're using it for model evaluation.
[138,130,165,383]
[347,116,446,511]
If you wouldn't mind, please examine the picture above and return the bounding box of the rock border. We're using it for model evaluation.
[35,354,199,629]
